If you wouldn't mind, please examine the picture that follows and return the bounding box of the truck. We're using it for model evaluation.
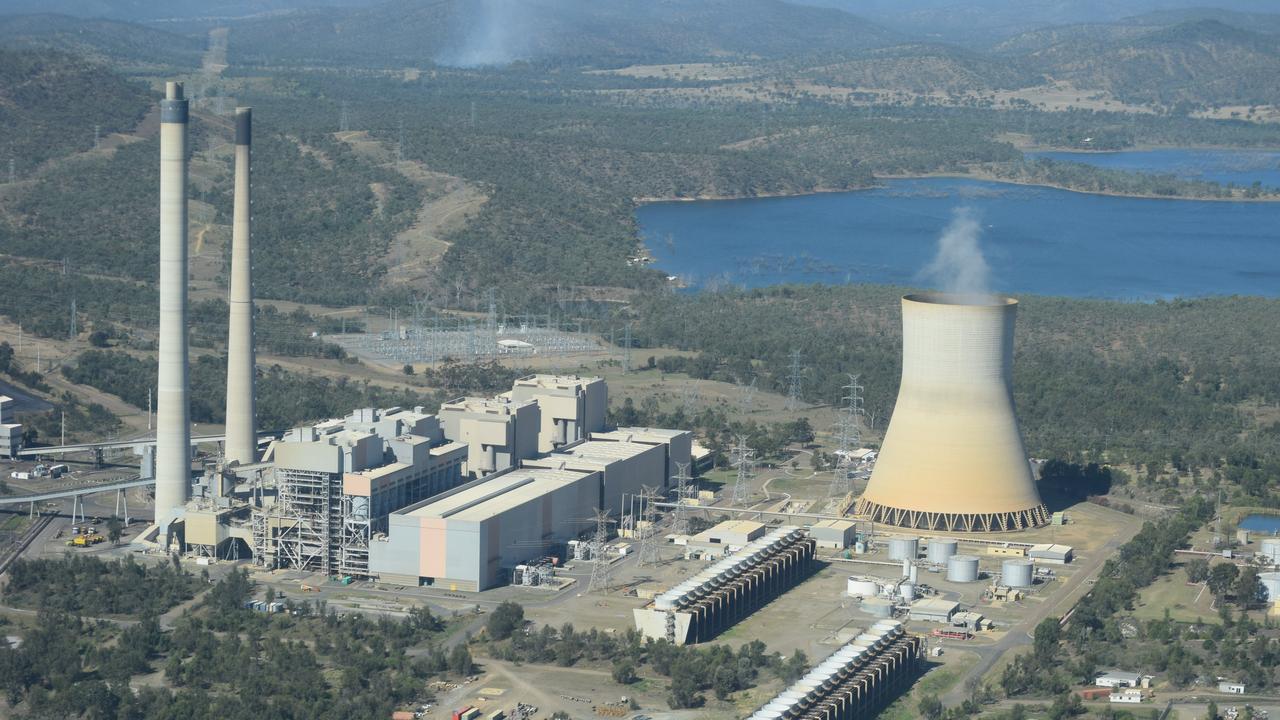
[66,534,104,548]
[48,464,68,478]
[9,471,29,480]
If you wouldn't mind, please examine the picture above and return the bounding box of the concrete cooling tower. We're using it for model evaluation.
[855,293,1047,532]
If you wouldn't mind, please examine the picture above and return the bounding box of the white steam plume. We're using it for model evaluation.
[439,0,531,68]
[921,207,991,297]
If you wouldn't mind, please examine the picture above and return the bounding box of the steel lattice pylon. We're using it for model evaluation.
[730,437,755,507]
[587,509,615,593]
[636,485,661,566]
[669,462,693,536]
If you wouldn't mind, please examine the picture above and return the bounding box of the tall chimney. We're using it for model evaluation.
[154,81,191,532]
[224,107,257,465]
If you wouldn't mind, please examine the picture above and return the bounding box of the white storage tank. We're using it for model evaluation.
[1002,559,1034,588]
[927,538,959,563]
[947,554,980,582]
[1262,538,1280,563]
[1260,572,1280,601]
[900,582,916,602]
[888,537,919,560]
[863,598,894,618]
[847,577,880,597]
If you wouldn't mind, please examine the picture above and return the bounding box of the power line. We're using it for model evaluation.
[730,436,754,507]
[587,509,615,594]
[785,348,805,411]
[636,485,661,566]
[669,462,693,536]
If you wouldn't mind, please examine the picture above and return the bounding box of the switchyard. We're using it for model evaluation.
[633,525,816,644]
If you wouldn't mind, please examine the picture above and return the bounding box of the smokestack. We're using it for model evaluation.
[155,81,191,531]
[224,107,257,465]
[855,293,1047,532]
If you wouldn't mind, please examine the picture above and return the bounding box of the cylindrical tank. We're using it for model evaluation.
[888,537,919,560]
[1260,572,1280,601]
[854,541,866,554]
[909,563,919,583]
[927,538,959,563]
[1262,538,1280,562]
[947,554,980,582]
[900,582,915,602]
[855,294,1048,532]
[863,598,894,618]
[847,578,880,597]
[1002,559,1034,587]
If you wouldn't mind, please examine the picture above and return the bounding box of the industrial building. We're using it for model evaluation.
[439,396,539,477]
[908,598,960,623]
[1029,543,1074,564]
[810,519,856,549]
[370,466,598,591]
[746,621,923,720]
[856,294,1049,532]
[523,439,664,517]
[634,527,815,644]
[685,519,768,557]
[591,426,693,488]
[503,374,606,452]
[0,396,21,459]
[252,407,467,576]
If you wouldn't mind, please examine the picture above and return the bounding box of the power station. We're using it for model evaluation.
[855,293,1048,532]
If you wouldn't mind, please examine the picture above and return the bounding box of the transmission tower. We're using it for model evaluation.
[587,509,615,593]
[730,437,755,506]
[8,158,14,184]
[681,381,701,416]
[339,101,350,132]
[737,376,757,415]
[93,124,100,150]
[785,349,805,411]
[669,462,693,536]
[636,485,661,566]
[396,119,405,162]
[828,374,865,500]
[622,322,632,372]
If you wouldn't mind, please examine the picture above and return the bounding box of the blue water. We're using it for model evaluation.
[1028,149,1280,190]
[639,177,1280,299]
[1240,514,1280,534]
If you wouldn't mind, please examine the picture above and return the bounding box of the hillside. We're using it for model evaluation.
[0,14,202,69]
[224,0,899,67]
[1028,20,1280,108]
[804,43,1038,94]
[0,48,151,174]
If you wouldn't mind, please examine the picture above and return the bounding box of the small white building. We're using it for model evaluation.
[1109,690,1144,704]
[1095,670,1142,689]
[1218,681,1246,694]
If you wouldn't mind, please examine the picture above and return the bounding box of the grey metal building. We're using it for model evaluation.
[252,406,467,576]
[592,426,693,488]
[523,439,664,515]
[439,396,540,477]
[504,374,607,453]
[370,467,599,591]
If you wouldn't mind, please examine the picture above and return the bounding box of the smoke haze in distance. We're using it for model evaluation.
[921,207,992,296]
[439,0,532,68]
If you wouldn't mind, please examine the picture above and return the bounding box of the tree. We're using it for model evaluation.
[106,517,122,546]
[1208,563,1240,598]
[1207,700,1219,719]
[611,660,637,685]
[1033,617,1061,664]
[487,601,524,641]
[1185,557,1211,584]
[1235,567,1262,606]
[402,364,415,375]
[918,693,943,719]
[448,643,474,676]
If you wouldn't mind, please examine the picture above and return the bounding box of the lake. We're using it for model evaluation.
[639,152,1280,299]
[1240,514,1280,535]
[1028,148,1280,189]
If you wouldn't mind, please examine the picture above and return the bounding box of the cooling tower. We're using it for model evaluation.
[223,107,257,466]
[855,293,1047,532]
[154,81,191,531]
